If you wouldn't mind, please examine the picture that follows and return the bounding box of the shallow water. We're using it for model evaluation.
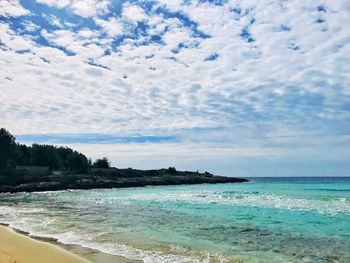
[1,177,349,262]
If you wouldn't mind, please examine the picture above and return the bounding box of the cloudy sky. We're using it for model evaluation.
[1,0,349,177]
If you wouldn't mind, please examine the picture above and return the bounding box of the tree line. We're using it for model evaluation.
[0,128,110,174]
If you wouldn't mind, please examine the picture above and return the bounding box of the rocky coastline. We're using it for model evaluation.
[0,167,248,193]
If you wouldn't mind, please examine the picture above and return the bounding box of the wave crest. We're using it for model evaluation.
[128,190,350,215]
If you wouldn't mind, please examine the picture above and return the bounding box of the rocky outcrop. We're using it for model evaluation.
[0,168,248,193]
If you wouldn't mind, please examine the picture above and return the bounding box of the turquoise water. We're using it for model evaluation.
[0,177,349,262]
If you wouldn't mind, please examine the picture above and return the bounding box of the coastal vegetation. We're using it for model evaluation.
[0,128,248,193]
[0,128,90,173]
[93,157,111,168]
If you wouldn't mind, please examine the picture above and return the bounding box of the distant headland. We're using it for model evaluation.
[0,128,248,193]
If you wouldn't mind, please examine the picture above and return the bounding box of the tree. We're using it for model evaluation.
[168,167,177,174]
[17,144,31,166]
[0,128,17,169]
[31,144,48,167]
[1,128,91,174]
[67,152,89,173]
[93,157,110,168]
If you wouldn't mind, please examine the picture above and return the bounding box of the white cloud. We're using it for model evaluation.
[162,27,193,48]
[23,21,40,32]
[122,3,148,23]
[156,0,183,13]
[36,0,70,9]
[95,17,123,37]
[43,14,64,28]
[41,29,76,48]
[0,0,29,17]
[36,0,110,17]
[0,24,35,51]
[70,0,110,17]
[40,29,106,59]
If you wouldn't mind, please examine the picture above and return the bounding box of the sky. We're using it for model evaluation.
[0,0,349,177]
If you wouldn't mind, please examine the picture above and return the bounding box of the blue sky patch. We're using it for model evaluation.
[240,27,255,43]
[16,134,180,144]
[204,53,219,61]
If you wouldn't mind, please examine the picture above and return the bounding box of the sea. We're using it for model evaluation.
[0,177,349,263]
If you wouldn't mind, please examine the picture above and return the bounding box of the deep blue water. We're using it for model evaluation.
[0,177,349,262]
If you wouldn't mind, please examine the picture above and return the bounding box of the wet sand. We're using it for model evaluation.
[0,225,141,263]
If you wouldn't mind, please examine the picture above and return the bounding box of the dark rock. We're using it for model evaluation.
[0,168,248,193]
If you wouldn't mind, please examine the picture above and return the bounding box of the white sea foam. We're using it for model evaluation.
[82,187,350,215]
[0,204,212,263]
[125,190,350,215]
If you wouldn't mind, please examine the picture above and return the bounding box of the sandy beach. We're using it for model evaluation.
[0,225,89,263]
[0,224,142,263]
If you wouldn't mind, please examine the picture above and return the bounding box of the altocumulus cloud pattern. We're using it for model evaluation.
[0,0,350,176]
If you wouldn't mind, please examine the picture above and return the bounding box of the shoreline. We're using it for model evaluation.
[0,179,248,194]
[0,224,88,263]
[1,166,248,194]
[0,224,141,263]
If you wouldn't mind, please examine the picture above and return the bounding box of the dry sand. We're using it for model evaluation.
[0,225,89,263]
